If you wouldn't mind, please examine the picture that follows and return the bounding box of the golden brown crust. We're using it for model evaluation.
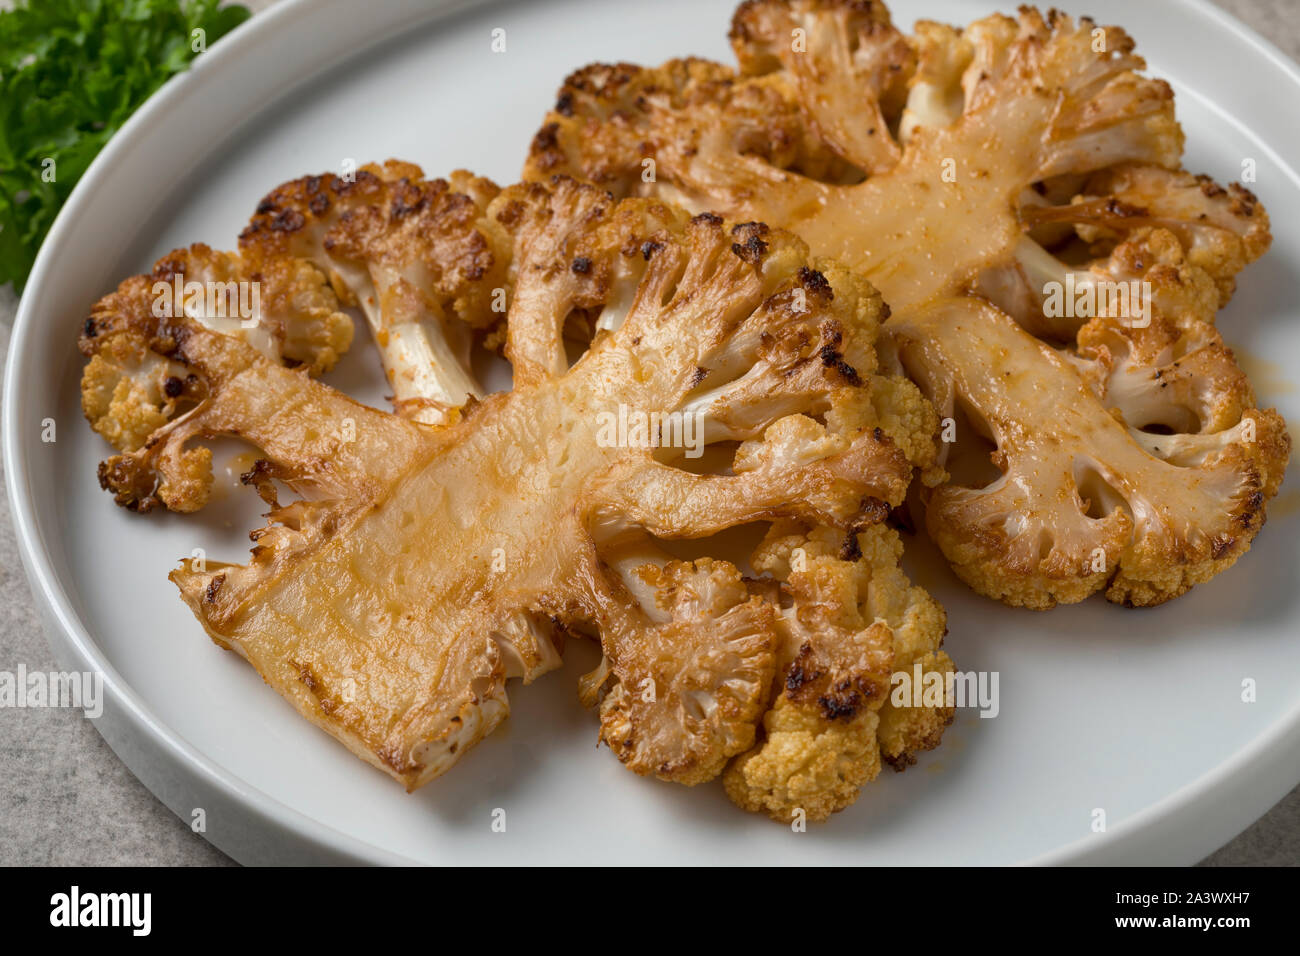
[724,523,952,821]
[240,163,504,321]
[239,162,510,423]
[79,242,353,502]
[891,288,1289,609]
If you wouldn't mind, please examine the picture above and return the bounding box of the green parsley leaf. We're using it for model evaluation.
[0,0,251,291]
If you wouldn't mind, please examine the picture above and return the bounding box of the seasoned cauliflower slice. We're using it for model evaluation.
[724,522,952,822]
[980,166,1270,338]
[80,173,946,797]
[524,0,1288,608]
[887,292,1288,608]
[528,2,1186,311]
[240,162,508,423]
[80,243,352,491]
[579,554,778,785]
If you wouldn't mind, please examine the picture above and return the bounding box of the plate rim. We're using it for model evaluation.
[5,0,1299,866]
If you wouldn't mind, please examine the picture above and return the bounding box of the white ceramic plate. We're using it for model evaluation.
[6,0,1300,865]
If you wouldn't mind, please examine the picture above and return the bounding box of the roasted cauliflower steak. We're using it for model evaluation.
[525,0,1289,608]
[78,170,952,815]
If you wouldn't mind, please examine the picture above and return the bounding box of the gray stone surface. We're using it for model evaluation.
[0,0,1296,867]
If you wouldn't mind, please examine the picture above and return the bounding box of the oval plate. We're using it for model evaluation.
[6,0,1300,864]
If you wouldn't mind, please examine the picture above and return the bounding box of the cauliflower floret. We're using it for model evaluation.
[80,341,171,453]
[897,20,971,144]
[1031,165,1270,306]
[240,162,509,423]
[828,372,945,488]
[982,169,1270,337]
[80,165,516,509]
[729,0,915,174]
[587,556,777,785]
[734,414,848,474]
[725,523,952,822]
[80,242,352,476]
[725,693,883,823]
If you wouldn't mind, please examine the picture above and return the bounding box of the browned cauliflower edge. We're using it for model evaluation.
[80,243,353,510]
[569,248,946,790]
[724,522,953,822]
[888,284,1289,609]
[239,162,509,423]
